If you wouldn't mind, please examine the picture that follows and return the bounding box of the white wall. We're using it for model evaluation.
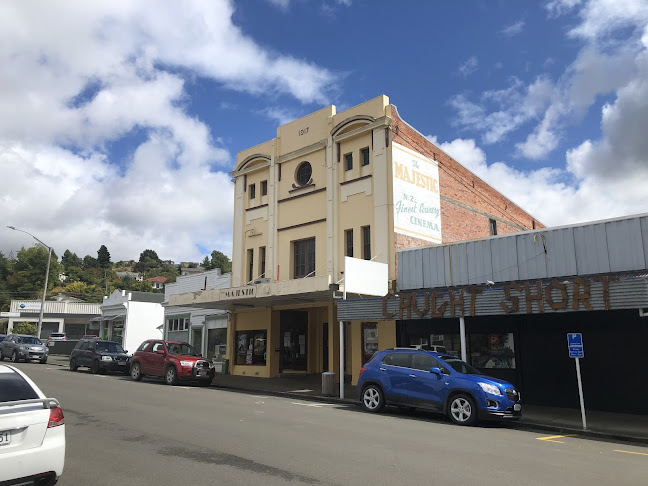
[123,301,163,353]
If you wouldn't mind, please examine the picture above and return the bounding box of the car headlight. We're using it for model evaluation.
[101,356,113,361]
[19,345,29,351]
[180,360,194,367]
[478,382,502,396]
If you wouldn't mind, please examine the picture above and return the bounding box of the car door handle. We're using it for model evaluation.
[409,374,417,377]
[379,368,386,371]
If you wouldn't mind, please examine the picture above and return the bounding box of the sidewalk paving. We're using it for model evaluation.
[47,355,648,445]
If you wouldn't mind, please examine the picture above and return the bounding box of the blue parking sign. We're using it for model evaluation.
[568,333,584,358]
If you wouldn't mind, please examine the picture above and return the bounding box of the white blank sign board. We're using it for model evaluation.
[344,257,388,296]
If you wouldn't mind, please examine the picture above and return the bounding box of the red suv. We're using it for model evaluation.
[129,340,215,386]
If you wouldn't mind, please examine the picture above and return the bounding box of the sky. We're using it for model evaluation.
[1,0,647,264]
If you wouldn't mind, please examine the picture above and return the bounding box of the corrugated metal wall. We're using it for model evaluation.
[398,214,648,290]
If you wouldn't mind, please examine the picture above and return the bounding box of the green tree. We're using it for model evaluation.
[201,256,211,269]
[208,250,231,273]
[61,250,82,270]
[13,321,37,335]
[97,245,111,268]
[135,249,160,273]
[0,251,13,311]
[83,255,99,269]
[6,245,61,297]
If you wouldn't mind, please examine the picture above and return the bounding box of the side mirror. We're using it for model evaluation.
[430,367,442,375]
[156,349,165,355]
[124,350,128,354]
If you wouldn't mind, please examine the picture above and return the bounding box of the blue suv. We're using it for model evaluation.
[357,348,521,425]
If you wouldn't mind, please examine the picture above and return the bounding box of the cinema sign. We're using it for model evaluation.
[381,276,619,320]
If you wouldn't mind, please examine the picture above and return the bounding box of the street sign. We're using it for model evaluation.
[568,333,584,358]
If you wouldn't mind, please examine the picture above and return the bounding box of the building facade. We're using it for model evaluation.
[169,95,540,384]
[6,299,100,339]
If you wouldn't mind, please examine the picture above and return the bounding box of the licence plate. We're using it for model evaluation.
[0,430,11,446]
[514,403,522,412]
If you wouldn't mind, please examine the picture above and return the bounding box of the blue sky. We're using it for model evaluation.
[1,0,647,263]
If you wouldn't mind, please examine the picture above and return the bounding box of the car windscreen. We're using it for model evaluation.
[438,356,482,375]
[166,343,199,356]
[0,370,40,402]
[95,342,125,354]
[16,336,42,345]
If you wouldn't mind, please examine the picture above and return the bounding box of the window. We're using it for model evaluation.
[411,354,442,372]
[137,341,150,352]
[362,225,371,260]
[236,330,267,365]
[79,341,89,351]
[260,246,266,278]
[469,333,516,369]
[249,183,256,200]
[151,342,165,353]
[296,162,312,186]
[167,317,189,332]
[0,371,39,403]
[489,218,497,236]
[261,180,268,196]
[361,147,370,166]
[345,229,353,257]
[382,353,411,368]
[362,322,378,365]
[344,153,353,171]
[294,238,315,278]
[247,249,254,283]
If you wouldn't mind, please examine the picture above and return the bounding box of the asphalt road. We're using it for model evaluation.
[9,361,648,486]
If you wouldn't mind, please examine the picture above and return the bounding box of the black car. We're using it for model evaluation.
[0,334,6,343]
[69,338,130,375]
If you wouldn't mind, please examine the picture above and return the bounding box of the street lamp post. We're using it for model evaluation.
[7,226,52,338]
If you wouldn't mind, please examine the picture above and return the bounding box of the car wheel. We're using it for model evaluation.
[165,366,178,386]
[361,384,385,413]
[39,357,47,364]
[91,360,100,374]
[131,362,143,381]
[448,393,478,426]
[12,351,19,363]
[69,358,78,371]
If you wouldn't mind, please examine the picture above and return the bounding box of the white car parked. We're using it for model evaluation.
[0,363,65,485]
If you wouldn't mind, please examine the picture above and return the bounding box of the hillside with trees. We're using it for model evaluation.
[0,246,231,311]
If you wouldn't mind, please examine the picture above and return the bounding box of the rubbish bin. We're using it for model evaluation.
[221,359,229,375]
[322,372,336,396]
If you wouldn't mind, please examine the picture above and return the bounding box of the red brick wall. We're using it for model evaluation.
[390,106,543,249]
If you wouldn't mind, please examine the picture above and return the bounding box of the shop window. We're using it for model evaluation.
[207,328,227,361]
[345,153,353,171]
[236,330,267,365]
[362,322,378,364]
[469,333,516,369]
[261,180,268,196]
[345,229,353,257]
[361,147,370,166]
[293,237,315,278]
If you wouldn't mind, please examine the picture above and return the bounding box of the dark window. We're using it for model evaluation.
[79,341,89,351]
[247,249,254,283]
[345,229,353,257]
[362,322,378,365]
[151,342,165,353]
[489,218,497,236]
[344,153,353,171]
[361,147,370,166]
[362,226,371,260]
[249,183,256,200]
[260,247,266,278]
[294,238,315,278]
[261,180,268,196]
[0,371,39,403]
[235,330,267,365]
[382,353,412,368]
[296,162,312,186]
[137,341,150,352]
[411,354,443,372]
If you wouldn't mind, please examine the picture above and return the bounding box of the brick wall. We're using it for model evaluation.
[390,106,543,248]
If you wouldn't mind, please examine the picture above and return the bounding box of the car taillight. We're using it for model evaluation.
[359,366,366,377]
[48,406,65,428]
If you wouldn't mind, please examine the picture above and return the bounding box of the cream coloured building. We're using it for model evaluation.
[169,95,540,384]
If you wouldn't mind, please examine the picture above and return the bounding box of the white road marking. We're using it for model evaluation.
[291,402,336,408]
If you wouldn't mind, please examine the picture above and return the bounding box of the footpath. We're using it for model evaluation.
[47,355,648,445]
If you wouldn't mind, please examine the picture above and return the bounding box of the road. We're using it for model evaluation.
[9,361,648,486]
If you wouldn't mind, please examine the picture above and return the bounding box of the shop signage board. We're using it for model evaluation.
[221,286,256,300]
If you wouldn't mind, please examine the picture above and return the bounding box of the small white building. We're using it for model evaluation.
[163,269,231,361]
[91,290,164,353]
[7,299,101,339]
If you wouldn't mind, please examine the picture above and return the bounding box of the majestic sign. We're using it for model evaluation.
[221,286,256,300]
[391,142,442,243]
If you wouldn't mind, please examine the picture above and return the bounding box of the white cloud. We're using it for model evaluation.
[458,57,479,78]
[501,20,526,37]
[427,135,648,227]
[0,0,338,263]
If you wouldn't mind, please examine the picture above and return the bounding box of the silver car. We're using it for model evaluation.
[0,334,49,364]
